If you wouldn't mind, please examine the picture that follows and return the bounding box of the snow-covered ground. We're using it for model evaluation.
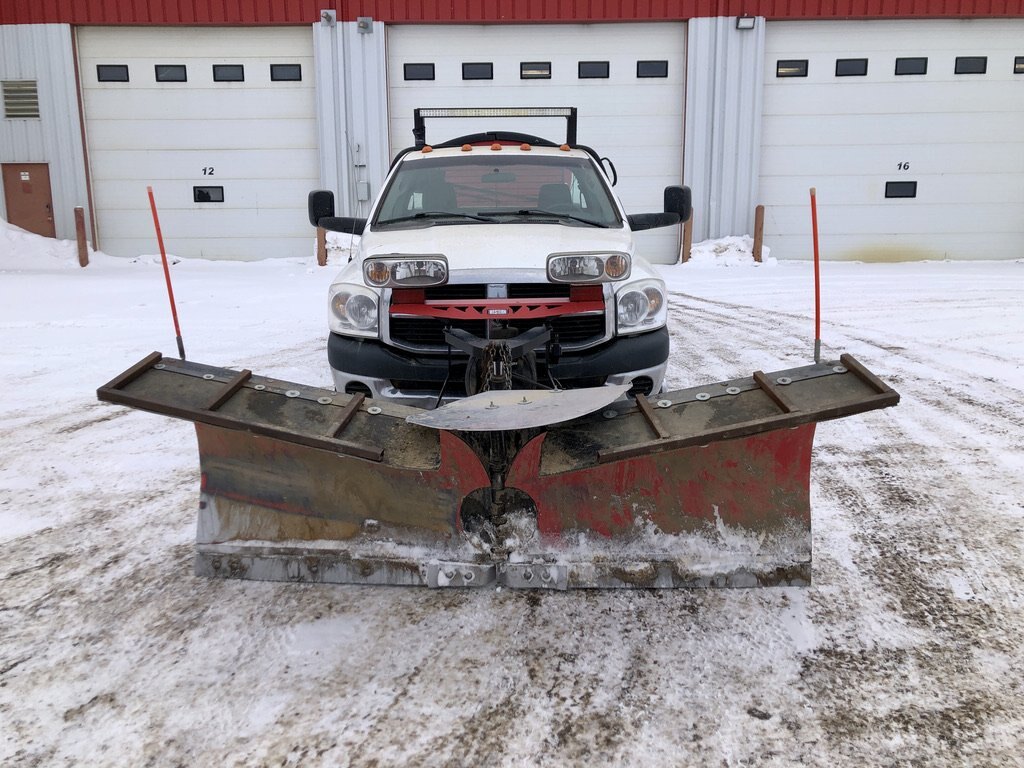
[1,218,1023,766]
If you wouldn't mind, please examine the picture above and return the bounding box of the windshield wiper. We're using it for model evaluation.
[376,211,497,226]
[478,209,609,228]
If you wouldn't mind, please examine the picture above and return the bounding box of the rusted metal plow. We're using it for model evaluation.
[98,352,898,589]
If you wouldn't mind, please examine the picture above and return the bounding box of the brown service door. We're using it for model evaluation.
[2,163,56,238]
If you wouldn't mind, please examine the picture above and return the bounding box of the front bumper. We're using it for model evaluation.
[328,327,669,408]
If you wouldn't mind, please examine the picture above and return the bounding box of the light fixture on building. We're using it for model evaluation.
[736,14,755,30]
[357,16,373,33]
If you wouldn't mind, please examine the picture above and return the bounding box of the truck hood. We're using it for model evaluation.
[358,223,638,273]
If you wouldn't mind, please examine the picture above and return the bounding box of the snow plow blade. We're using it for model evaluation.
[97,352,898,589]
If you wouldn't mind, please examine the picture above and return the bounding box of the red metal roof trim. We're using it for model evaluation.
[2,0,1022,25]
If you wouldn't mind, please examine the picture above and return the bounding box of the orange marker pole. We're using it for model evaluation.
[810,187,821,363]
[147,186,186,359]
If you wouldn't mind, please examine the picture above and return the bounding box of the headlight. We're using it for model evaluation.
[328,283,379,337]
[616,279,667,334]
[363,254,448,288]
[547,252,631,283]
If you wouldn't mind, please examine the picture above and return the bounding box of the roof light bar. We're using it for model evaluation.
[413,106,577,148]
[417,107,573,119]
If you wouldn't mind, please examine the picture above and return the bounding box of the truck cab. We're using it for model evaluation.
[309,107,690,408]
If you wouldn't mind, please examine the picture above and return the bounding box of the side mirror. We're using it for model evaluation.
[664,185,692,223]
[626,185,693,231]
[308,190,336,226]
[601,157,618,186]
[317,216,367,236]
[627,212,680,231]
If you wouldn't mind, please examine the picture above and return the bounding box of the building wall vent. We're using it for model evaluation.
[2,81,40,119]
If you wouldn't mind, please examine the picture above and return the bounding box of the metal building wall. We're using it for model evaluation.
[0,24,90,240]
[4,0,1022,25]
[313,13,389,219]
[684,16,765,243]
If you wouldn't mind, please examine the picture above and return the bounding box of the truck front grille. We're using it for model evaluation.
[389,314,605,348]
[390,283,607,351]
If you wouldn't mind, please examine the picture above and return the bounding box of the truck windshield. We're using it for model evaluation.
[373,154,622,229]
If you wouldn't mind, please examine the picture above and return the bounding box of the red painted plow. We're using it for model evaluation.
[98,352,897,589]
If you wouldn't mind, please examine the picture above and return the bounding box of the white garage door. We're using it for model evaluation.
[761,19,1024,261]
[78,27,317,260]
[386,23,686,264]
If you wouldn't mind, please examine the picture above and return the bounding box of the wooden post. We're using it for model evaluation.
[680,212,693,263]
[316,227,328,267]
[74,207,89,267]
[753,205,765,263]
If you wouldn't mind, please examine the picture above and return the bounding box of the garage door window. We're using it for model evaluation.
[776,60,808,78]
[271,64,302,81]
[155,65,187,82]
[1016,57,1024,74]
[213,65,245,82]
[895,58,927,76]
[835,58,868,77]
[97,65,129,83]
[954,57,987,75]
[404,63,434,81]
[637,60,668,78]
[520,62,551,80]
[578,61,610,79]
[194,186,224,203]
[462,63,493,81]
[885,181,917,199]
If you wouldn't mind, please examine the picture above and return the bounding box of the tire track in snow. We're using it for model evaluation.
[662,288,1024,764]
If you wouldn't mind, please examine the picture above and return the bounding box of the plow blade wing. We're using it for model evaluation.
[98,353,898,589]
[499,356,898,588]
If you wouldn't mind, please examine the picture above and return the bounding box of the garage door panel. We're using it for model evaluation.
[390,23,685,57]
[98,208,310,239]
[88,149,319,182]
[80,62,314,90]
[760,144,1024,177]
[386,86,682,122]
[764,81,1019,117]
[759,174,1024,206]
[763,113,1019,147]
[765,203,1020,236]
[634,230,679,262]
[86,119,317,152]
[764,232,1017,261]
[764,18,1024,53]
[79,27,312,59]
[100,236,310,261]
[94,179,318,211]
[84,88,314,121]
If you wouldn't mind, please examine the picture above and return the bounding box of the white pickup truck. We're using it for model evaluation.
[308,107,691,409]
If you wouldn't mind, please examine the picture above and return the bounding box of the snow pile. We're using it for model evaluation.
[684,235,776,268]
[0,216,95,271]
